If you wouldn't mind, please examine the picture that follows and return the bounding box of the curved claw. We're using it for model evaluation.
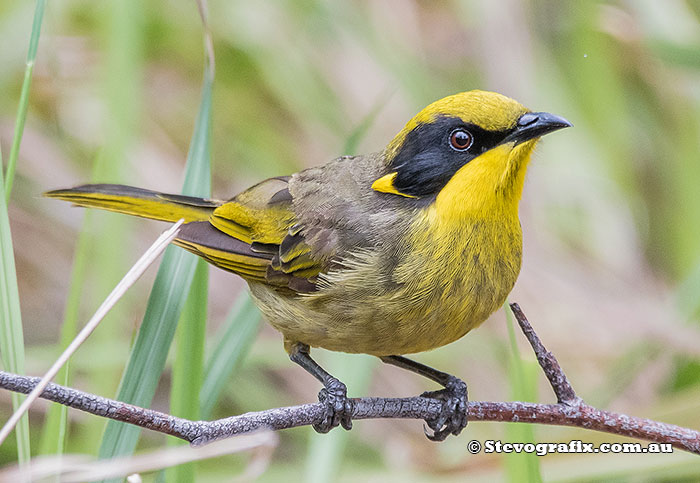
[421,376,468,442]
[313,377,354,434]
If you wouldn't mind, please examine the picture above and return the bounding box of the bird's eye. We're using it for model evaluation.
[449,129,473,151]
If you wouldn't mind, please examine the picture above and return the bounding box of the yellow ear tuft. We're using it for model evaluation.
[371,172,417,198]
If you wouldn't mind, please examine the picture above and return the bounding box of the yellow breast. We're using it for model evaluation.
[386,212,521,353]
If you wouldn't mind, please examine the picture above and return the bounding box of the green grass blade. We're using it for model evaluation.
[0,150,30,464]
[98,55,213,470]
[4,0,46,200]
[38,211,93,457]
[167,31,214,476]
[200,293,261,419]
[166,259,208,482]
[0,0,47,464]
[167,60,215,481]
[504,304,542,483]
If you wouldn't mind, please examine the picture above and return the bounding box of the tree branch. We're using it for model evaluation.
[1,304,699,454]
[509,303,578,404]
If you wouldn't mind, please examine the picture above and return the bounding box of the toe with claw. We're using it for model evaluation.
[313,377,354,433]
[421,376,468,441]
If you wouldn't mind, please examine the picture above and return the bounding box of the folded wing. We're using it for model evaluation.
[171,176,325,293]
[46,178,326,293]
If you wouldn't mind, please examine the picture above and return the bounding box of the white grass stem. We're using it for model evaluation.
[1,430,276,483]
[0,220,184,446]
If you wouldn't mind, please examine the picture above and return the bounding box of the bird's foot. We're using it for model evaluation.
[313,377,353,433]
[420,376,468,441]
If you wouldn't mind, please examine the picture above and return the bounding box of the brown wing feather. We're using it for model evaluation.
[174,177,326,293]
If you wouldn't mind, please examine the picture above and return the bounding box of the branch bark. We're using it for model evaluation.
[1,304,698,454]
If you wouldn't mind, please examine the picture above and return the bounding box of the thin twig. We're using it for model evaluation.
[2,305,699,454]
[0,221,184,446]
[509,303,578,404]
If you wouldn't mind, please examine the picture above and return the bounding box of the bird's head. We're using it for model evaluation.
[373,90,570,215]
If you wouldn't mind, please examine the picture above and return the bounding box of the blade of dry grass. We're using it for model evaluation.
[0,220,183,447]
[1,430,277,483]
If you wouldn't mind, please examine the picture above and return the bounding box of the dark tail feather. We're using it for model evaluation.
[45,184,221,223]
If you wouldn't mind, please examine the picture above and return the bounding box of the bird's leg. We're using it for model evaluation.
[289,343,353,433]
[380,355,467,441]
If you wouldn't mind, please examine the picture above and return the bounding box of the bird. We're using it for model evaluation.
[46,90,571,441]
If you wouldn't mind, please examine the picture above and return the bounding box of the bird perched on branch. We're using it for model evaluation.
[47,90,570,441]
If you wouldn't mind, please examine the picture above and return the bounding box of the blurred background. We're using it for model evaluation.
[2,0,700,480]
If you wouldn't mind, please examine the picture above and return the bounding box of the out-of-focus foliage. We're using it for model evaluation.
[2,0,700,480]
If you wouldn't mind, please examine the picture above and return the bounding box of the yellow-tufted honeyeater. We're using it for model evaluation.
[46,90,570,440]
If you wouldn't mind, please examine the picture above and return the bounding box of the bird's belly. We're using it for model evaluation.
[249,229,521,356]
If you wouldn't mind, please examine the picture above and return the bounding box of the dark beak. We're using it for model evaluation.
[504,111,572,145]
